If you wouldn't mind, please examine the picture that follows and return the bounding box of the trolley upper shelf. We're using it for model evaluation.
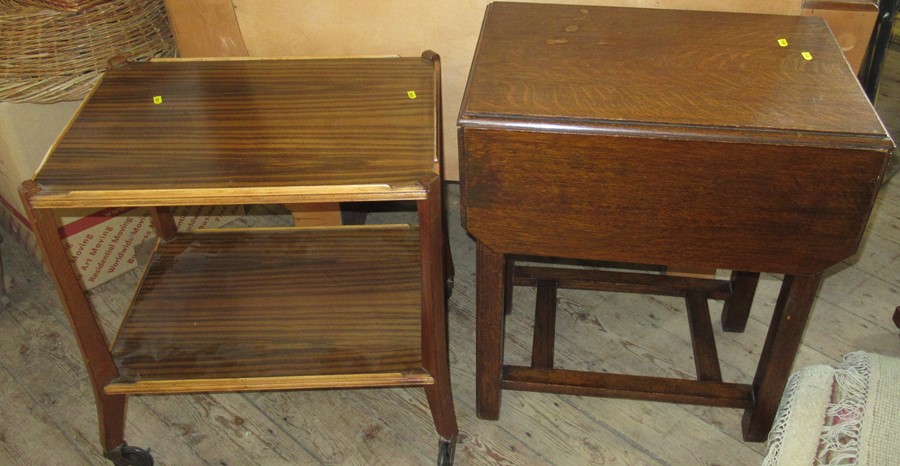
[30,57,441,208]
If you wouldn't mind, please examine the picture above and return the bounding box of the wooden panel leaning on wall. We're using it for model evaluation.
[802,0,880,73]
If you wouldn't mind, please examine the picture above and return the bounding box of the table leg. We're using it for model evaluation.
[503,256,515,315]
[721,271,760,332]
[476,241,507,420]
[742,273,821,441]
[531,279,558,369]
[685,291,722,382]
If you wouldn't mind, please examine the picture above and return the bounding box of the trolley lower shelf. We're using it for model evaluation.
[105,225,433,395]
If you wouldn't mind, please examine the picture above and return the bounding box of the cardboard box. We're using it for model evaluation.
[58,205,243,290]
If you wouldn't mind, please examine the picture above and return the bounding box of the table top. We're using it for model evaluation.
[456,3,891,274]
[31,56,440,208]
[459,2,890,148]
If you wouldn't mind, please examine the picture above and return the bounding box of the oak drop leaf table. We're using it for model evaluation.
[457,2,892,442]
[21,53,458,465]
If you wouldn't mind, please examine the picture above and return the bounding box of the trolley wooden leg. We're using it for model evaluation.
[423,53,459,463]
[20,182,132,459]
[443,200,455,299]
[150,206,178,241]
[98,393,128,452]
[418,180,459,451]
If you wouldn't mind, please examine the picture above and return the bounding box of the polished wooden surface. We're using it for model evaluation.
[458,4,890,276]
[458,2,892,443]
[459,1,892,274]
[460,2,888,145]
[461,129,888,275]
[107,227,426,393]
[32,57,438,207]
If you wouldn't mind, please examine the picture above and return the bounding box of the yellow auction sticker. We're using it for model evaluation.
[407,90,417,99]
[801,51,813,61]
[152,96,163,104]
[777,38,788,47]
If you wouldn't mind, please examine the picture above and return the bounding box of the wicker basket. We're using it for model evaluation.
[16,0,111,12]
[0,0,176,103]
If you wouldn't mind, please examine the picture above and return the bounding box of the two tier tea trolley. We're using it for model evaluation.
[21,52,458,465]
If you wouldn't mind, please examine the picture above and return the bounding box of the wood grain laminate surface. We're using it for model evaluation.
[33,57,438,206]
[19,53,459,460]
[460,2,889,145]
[107,227,427,393]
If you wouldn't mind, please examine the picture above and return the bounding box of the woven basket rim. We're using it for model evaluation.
[8,0,114,13]
[0,0,176,103]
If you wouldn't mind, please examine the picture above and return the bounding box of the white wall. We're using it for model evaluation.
[0,101,82,216]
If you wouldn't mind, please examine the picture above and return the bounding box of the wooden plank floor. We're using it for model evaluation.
[2,49,899,466]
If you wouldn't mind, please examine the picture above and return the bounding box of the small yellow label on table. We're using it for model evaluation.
[777,38,788,47]
[153,96,163,104]
[407,90,417,99]
[801,51,813,61]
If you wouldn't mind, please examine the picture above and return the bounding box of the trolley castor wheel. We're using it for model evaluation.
[105,443,154,466]
[437,436,457,466]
